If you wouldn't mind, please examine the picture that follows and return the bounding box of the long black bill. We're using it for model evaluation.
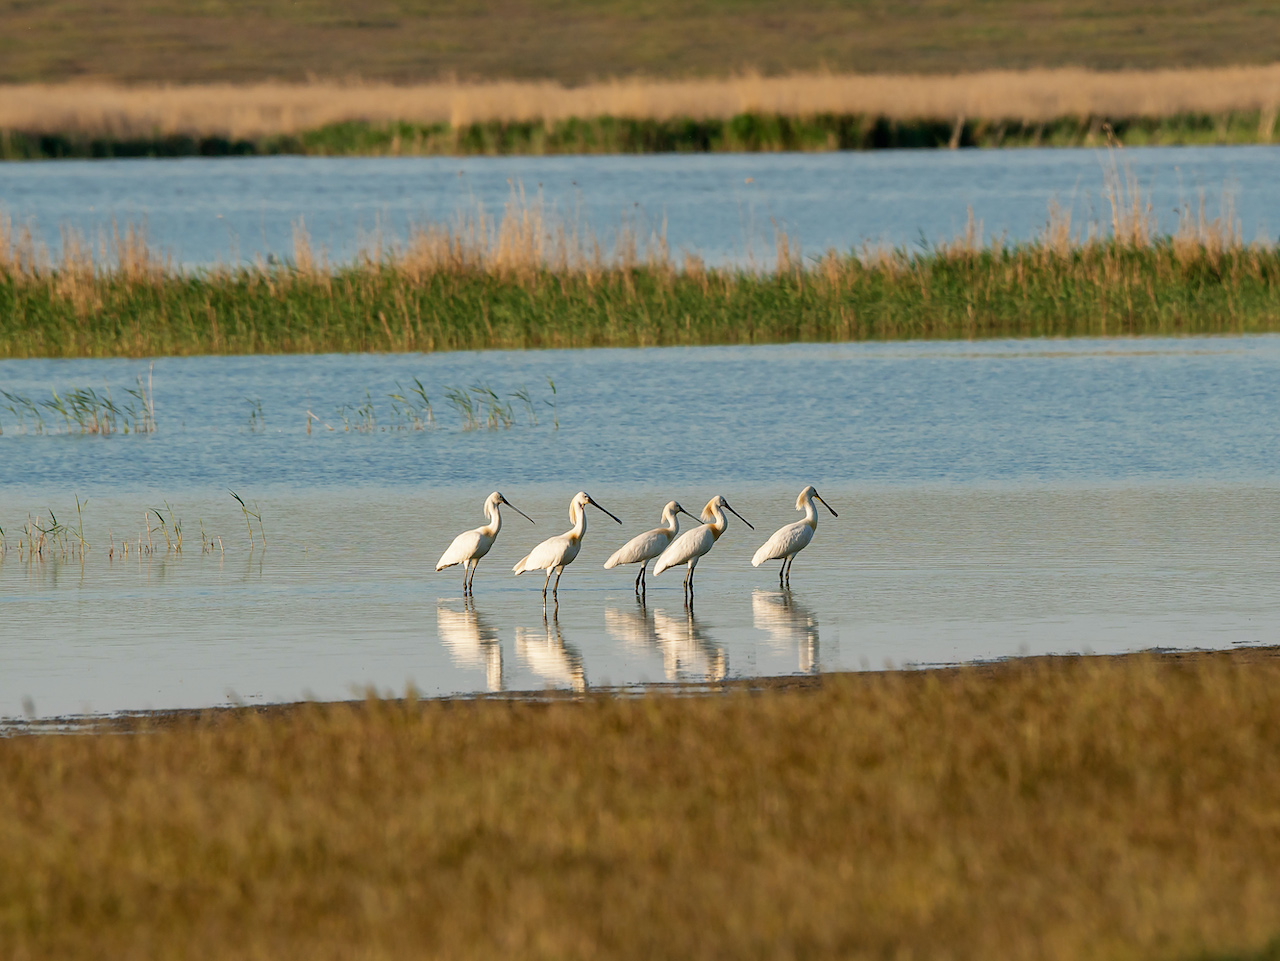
[506,502,535,523]
[724,503,755,530]
[815,494,838,518]
[589,498,623,524]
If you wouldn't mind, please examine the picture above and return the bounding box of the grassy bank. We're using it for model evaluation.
[6,109,1280,159]
[2,203,1278,358]
[3,651,1280,959]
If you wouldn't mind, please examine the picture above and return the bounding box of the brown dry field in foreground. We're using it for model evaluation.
[2,650,1280,960]
[2,0,1280,84]
[7,65,1280,140]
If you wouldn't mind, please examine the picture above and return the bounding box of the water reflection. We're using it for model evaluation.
[752,590,820,674]
[650,604,727,682]
[609,600,726,682]
[516,608,587,693]
[437,601,503,692]
[604,603,659,652]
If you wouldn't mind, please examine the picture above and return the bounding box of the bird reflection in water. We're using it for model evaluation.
[606,599,727,682]
[604,602,659,653]
[516,607,587,693]
[752,589,820,674]
[437,600,504,692]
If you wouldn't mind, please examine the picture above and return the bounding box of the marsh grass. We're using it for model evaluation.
[2,176,1276,358]
[2,650,1280,959]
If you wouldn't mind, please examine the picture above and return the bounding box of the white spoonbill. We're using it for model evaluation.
[751,485,838,587]
[436,491,533,594]
[513,491,622,598]
[603,500,699,595]
[652,495,754,600]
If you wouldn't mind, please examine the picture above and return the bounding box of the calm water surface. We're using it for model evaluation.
[1,146,1277,267]
[2,337,1279,718]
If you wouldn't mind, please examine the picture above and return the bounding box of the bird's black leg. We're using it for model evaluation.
[779,560,786,588]
[553,567,563,596]
[784,556,793,588]
[635,564,644,594]
[542,569,551,598]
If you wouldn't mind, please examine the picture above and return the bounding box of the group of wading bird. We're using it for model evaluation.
[435,486,838,600]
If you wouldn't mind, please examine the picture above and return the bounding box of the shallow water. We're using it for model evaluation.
[3,337,1280,718]
[1,145,1276,268]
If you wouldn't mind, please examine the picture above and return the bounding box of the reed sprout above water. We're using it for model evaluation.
[0,369,156,434]
[2,163,1279,360]
[321,378,557,432]
[0,496,236,564]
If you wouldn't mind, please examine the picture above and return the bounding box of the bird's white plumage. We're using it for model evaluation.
[751,520,814,567]
[437,528,491,571]
[605,529,669,568]
[514,532,582,574]
[604,501,690,569]
[513,491,620,593]
[653,525,717,575]
[437,491,533,593]
[652,495,749,580]
[750,485,837,576]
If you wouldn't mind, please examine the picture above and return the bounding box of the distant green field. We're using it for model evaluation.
[2,0,1279,84]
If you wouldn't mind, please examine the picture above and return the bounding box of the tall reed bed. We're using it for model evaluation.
[1,184,1277,360]
[2,651,1280,959]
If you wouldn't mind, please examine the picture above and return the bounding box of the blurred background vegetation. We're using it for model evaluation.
[2,0,1280,84]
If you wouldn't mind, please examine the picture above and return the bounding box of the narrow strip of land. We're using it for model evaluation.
[5,67,1280,158]
[2,238,1276,358]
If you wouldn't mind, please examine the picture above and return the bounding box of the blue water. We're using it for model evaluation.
[2,338,1279,495]
[1,146,1276,268]
[2,338,1279,718]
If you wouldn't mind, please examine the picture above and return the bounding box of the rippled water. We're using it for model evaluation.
[3,337,1280,718]
[1,145,1276,268]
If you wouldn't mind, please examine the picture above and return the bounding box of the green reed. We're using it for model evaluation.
[228,490,265,550]
[0,374,156,432]
[6,110,1279,160]
[4,197,1280,359]
[2,250,1274,360]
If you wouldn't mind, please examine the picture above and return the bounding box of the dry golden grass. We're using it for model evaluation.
[2,651,1280,960]
[6,65,1280,140]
